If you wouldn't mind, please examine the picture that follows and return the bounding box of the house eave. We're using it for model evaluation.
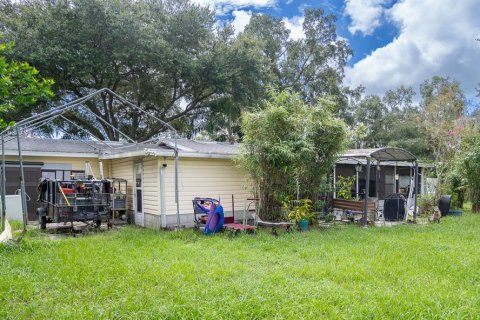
[4,150,99,158]
[99,149,235,160]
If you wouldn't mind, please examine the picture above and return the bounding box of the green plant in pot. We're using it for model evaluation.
[288,199,314,231]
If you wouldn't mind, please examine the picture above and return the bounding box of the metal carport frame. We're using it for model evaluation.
[0,88,181,232]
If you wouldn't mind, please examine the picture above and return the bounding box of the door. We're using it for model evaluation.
[134,162,144,227]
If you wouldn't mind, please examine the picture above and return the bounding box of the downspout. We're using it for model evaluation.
[99,160,104,179]
[159,164,167,228]
[174,147,180,228]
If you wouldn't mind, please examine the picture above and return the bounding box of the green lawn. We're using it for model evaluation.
[1,214,480,319]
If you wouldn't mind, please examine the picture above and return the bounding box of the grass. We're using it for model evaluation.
[1,214,480,319]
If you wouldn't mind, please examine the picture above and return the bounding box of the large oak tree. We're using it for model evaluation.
[0,0,267,141]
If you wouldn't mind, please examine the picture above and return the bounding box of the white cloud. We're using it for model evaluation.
[282,15,305,40]
[191,0,276,15]
[231,10,253,35]
[345,0,386,36]
[345,0,480,97]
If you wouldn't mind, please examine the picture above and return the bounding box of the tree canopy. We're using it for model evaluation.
[0,41,53,129]
[0,0,270,140]
[0,0,352,142]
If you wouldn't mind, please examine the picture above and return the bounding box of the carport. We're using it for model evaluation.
[335,147,419,225]
[0,88,180,232]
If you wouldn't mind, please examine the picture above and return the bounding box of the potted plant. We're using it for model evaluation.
[287,199,314,231]
[333,175,359,220]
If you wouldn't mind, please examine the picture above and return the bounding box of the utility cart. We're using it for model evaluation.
[36,178,111,229]
[106,178,128,221]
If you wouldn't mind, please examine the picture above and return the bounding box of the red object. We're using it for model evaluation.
[224,216,234,224]
[224,223,255,231]
[62,188,75,194]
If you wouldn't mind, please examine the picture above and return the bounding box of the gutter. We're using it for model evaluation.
[99,148,235,160]
[3,150,99,158]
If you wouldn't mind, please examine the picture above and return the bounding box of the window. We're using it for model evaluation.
[41,169,85,180]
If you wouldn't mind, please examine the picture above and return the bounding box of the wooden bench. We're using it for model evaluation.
[331,198,376,214]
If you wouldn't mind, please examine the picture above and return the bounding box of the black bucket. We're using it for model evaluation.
[438,195,452,216]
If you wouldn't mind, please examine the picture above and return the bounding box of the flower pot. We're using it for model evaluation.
[298,218,309,231]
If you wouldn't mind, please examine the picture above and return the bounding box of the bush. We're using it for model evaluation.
[237,90,347,219]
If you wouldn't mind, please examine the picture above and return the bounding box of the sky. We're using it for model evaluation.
[191,0,480,104]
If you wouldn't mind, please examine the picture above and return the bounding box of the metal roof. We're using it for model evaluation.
[4,138,417,162]
[341,147,417,162]
[3,137,101,154]
[3,137,240,159]
[157,139,240,155]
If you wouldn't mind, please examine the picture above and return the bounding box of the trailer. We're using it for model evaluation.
[36,178,111,229]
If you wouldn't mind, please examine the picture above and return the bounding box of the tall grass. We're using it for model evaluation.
[1,213,480,319]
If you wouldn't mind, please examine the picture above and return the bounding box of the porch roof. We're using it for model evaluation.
[341,147,417,162]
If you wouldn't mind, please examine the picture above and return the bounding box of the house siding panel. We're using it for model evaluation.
[110,158,135,211]
[159,158,252,221]
[142,157,159,216]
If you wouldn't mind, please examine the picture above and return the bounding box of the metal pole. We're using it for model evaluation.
[356,170,359,199]
[414,161,419,222]
[16,127,28,231]
[333,165,336,198]
[363,158,371,227]
[394,164,397,194]
[1,135,6,232]
[376,163,380,200]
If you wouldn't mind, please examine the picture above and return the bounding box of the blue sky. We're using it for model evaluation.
[192,0,480,104]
